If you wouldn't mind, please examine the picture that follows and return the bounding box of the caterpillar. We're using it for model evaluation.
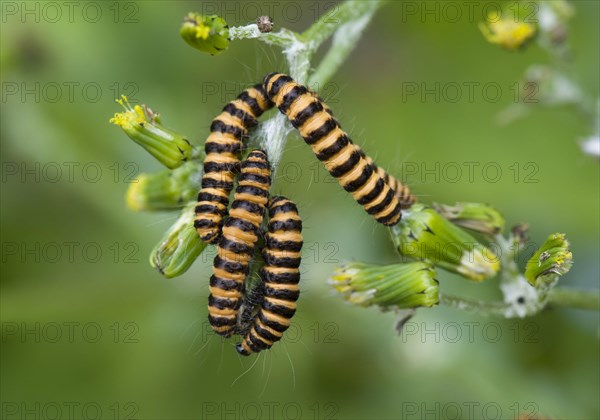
[263,73,403,226]
[358,149,417,209]
[236,196,303,356]
[194,85,273,244]
[208,150,272,337]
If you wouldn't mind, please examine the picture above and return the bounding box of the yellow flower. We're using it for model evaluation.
[110,95,192,169]
[479,12,537,51]
[194,22,210,40]
[109,96,147,129]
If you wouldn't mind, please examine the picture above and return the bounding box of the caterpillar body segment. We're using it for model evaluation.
[358,149,417,209]
[263,73,403,226]
[208,150,272,337]
[195,85,273,244]
[236,196,303,356]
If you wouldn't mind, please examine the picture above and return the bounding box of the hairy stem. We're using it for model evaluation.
[548,287,600,311]
[251,0,386,175]
[439,294,512,317]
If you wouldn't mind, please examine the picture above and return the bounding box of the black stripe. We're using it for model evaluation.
[205,140,241,154]
[210,275,243,291]
[242,160,270,171]
[357,177,385,205]
[366,187,396,215]
[269,219,302,232]
[263,252,301,269]
[291,101,323,129]
[268,74,293,98]
[218,237,253,255]
[269,202,298,217]
[208,315,236,327]
[239,172,270,186]
[376,207,402,225]
[231,199,263,215]
[224,216,258,233]
[343,164,373,193]
[303,118,337,145]
[238,90,262,117]
[210,120,244,139]
[208,295,241,310]
[213,255,246,274]
[315,134,349,161]
[201,178,234,190]
[197,191,229,206]
[257,311,288,333]
[264,285,300,301]
[263,299,296,318]
[222,102,256,127]
[262,269,300,285]
[263,73,280,91]
[248,330,271,351]
[266,237,303,252]
[268,196,287,207]
[254,323,280,343]
[203,160,236,174]
[279,85,309,114]
[329,150,361,178]
[193,219,217,229]
[194,204,222,215]
[236,185,269,198]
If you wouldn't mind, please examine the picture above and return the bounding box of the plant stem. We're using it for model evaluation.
[308,3,382,87]
[440,287,600,318]
[251,0,387,174]
[439,294,512,317]
[548,287,600,311]
[302,0,385,52]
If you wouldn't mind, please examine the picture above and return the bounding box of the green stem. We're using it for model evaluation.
[441,286,600,318]
[548,287,600,311]
[439,294,512,317]
[302,0,385,52]
[308,2,383,87]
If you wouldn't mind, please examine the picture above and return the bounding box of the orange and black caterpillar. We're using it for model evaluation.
[195,85,273,244]
[208,150,272,336]
[237,196,303,356]
[263,73,404,225]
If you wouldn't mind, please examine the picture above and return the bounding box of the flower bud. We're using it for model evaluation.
[525,233,572,286]
[150,204,207,278]
[391,204,500,282]
[329,261,439,310]
[126,161,202,212]
[180,13,230,56]
[110,96,192,169]
[434,202,505,235]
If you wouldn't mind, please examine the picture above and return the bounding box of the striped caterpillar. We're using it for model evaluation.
[263,73,411,225]
[194,85,273,244]
[208,150,271,337]
[236,196,303,356]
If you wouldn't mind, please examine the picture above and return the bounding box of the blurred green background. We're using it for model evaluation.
[1,1,598,419]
